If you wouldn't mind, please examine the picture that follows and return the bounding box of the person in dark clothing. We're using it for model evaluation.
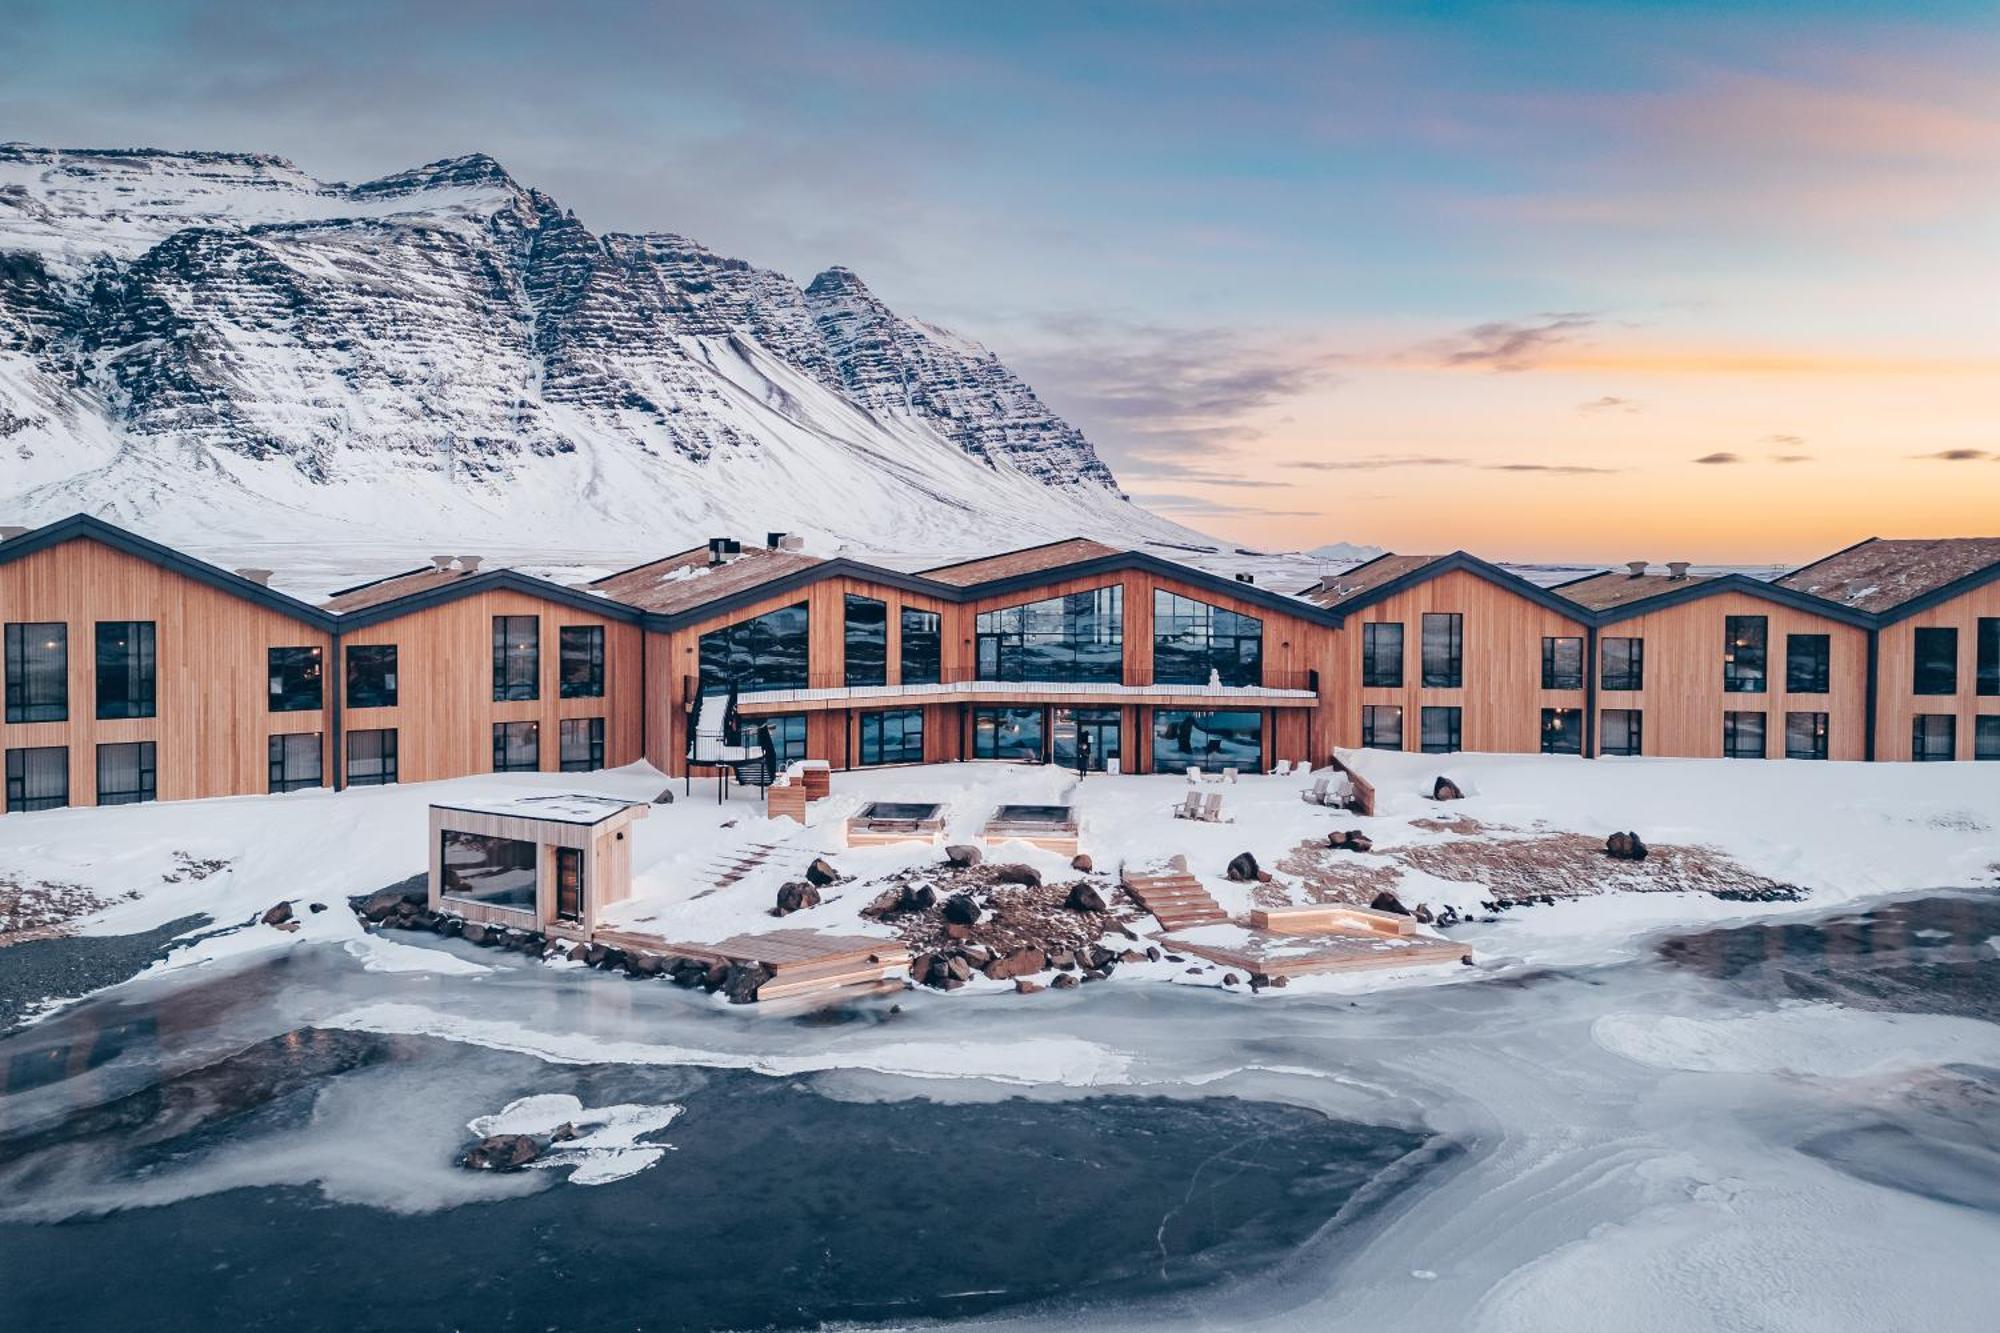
[1075,729,1092,778]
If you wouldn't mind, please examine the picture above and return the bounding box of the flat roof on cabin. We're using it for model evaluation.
[1299,553,1442,609]
[432,793,649,825]
[586,546,825,614]
[1773,537,2000,613]
[1553,568,1720,611]
[920,537,1123,586]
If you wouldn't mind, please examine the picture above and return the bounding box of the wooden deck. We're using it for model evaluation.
[845,815,946,848]
[593,926,911,1001]
[1249,904,1414,938]
[1161,927,1468,978]
[1120,867,1228,931]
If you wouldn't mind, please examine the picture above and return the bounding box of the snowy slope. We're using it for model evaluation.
[0,145,1201,554]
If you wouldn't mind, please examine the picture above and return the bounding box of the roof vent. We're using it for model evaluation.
[430,555,454,572]
[1625,561,1648,577]
[0,525,28,541]
[766,532,788,549]
[1667,561,1691,581]
[457,555,483,573]
[236,567,274,587]
[1234,572,1255,584]
[708,537,742,565]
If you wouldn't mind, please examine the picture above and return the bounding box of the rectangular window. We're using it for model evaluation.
[975,587,1123,684]
[5,746,69,811]
[555,847,583,922]
[1600,637,1644,692]
[1154,590,1263,687]
[1784,712,1829,761]
[1723,711,1767,759]
[1600,709,1643,756]
[1911,714,1956,762]
[1785,634,1830,695]
[267,732,323,792]
[859,708,924,765]
[440,830,537,913]
[1419,705,1461,754]
[1360,704,1403,751]
[493,720,540,772]
[95,741,157,805]
[1979,619,1999,696]
[346,644,398,709]
[1540,707,1582,755]
[843,594,888,687]
[1913,627,1957,695]
[1361,623,1403,688]
[1153,710,1262,774]
[559,717,605,772]
[900,608,942,685]
[1724,616,1767,693]
[492,616,540,701]
[972,706,1044,761]
[267,646,323,712]
[746,713,808,765]
[1541,637,1583,691]
[5,622,68,723]
[95,621,157,719]
[559,626,604,699]
[698,602,810,695]
[346,728,398,786]
[1420,613,1463,689]
[1976,716,1999,761]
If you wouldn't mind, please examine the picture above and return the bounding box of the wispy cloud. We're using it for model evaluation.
[1283,455,1617,475]
[1130,491,1317,518]
[1913,447,1992,461]
[1693,452,1742,464]
[1578,395,1641,414]
[1416,312,1596,373]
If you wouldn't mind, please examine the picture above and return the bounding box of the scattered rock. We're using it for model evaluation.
[1063,882,1107,913]
[459,1134,541,1171]
[260,901,294,927]
[1014,978,1045,995]
[461,923,490,946]
[993,863,1042,888]
[1225,852,1261,883]
[983,947,1046,981]
[653,787,675,804]
[1413,903,1434,924]
[1628,832,1648,861]
[1070,854,1094,872]
[902,883,938,912]
[308,902,326,914]
[944,844,983,868]
[942,893,981,925]
[944,955,974,983]
[549,1122,580,1143]
[1269,975,1290,988]
[804,857,840,887]
[1326,830,1374,853]
[566,943,590,962]
[773,881,821,916]
[1167,854,1189,872]
[1048,949,1077,971]
[1050,973,1079,989]
[943,923,973,941]
[1432,776,1464,801]
[722,961,773,1004]
[1221,972,1241,986]
[1370,891,1411,916]
[354,876,427,922]
[1146,947,1161,962]
[1118,949,1146,964]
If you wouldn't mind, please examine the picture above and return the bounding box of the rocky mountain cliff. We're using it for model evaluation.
[0,145,1173,557]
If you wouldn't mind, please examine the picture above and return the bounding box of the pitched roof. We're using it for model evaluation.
[1553,569,1718,611]
[921,538,1123,587]
[1774,537,2000,615]
[1300,554,1444,609]
[587,546,826,615]
[322,565,479,613]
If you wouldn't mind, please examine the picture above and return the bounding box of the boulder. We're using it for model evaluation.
[1432,776,1464,801]
[459,1134,541,1171]
[942,893,981,926]
[1070,853,1094,872]
[944,955,974,983]
[1370,891,1411,916]
[1080,969,1108,983]
[1146,947,1161,962]
[944,922,973,941]
[1064,882,1108,913]
[1118,949,1147,964]
[1627,832,1649,861]
[1048,949,1077,971]
[993,863,1042,888]
[566,943,590,962]
[774,881,821,916]
[1225,852,1261,883]
[908,952,936,987]
[1326,830,1374,854]
[944,844,983,868]
[308,902,327,914]
[653,787,675,804]
[625,953,662,977]
[549,1122,580,1143]
[1221,972,1241,987]
[722,962,773,1004]
[983,947,1046,981]
[460,923,490,946]
[1606,831,1649,861]
[804,857,840,887]
[1413,903,1434,924]
[1167,853,1189,872]
[901,883,938,913]
[355,877,427,922]
[1014,978,1045,995]
[260,900,294,927]
[1050,973,1080,990]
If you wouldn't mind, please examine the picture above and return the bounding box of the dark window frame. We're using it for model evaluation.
[1912,627,1958,696]
[1419,704,1461,754]
[1420,613,1463,689]
[492,616,540,702]
[698,602,810,695]
[492,720,540,772]
[6,745,70,811]
[267,732,323,792]
[95,740,157,805]
[1540,707,1583,755]
[559,626,605,699]
[1785,633,1830,695]
[1979,619,1999,697]
[267,646,324,713]
[559,716,606,772]
[1784,711,1829,761]
[1151,709,1262,774]
[1361,623,1404,689]
[345,727,398,786]
[858,708,924,765]
[1541,636,1584,691]
[1724,616,1768,694]
[1723,710,1767,759]
[975,587,1124,685]
[345,643,398,709]
[440,829,538,913]
[95,621,157,720]
[1360,703,1403,751]
[844,594,889,688]
[1153,590,1263,688]
[1911,714,1956,762]
[1975,715,2000,761]
[899,607,942,685]
[972,706,1045,762]
[1600,708,1643,757]
[5,622,69,723]
[1600,636,1644,692]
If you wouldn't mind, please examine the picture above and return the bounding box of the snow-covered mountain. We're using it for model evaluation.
[0,145,1195,558]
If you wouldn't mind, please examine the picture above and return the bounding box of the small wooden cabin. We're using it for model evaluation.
[428,793,649,937]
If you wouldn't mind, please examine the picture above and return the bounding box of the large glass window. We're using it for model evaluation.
[1976,716,1999,761]
[1541,637,1583,691]
[267,647,323,712]
[492,616,540,701]
[95,622,156,719]
[843,595,888,687]
[346,644,398,709]
[1420,705,1461,754]
[1784,712,1828,761]
[440,831,537,912]
[1601,709,1642,756]
[698,602,809,695]
[1601,637,1643,692]
[1420,613,1463,689]
[973,706,1044,761]
[493,721,539,772]
[6,746,69,811]
[1723,711,1766,759]
[1911,714,1956,762]
[859,708,924,765]
[267,732,322,792]
[1540,707,1582,755]
[1153,591,1262,687]
[1785,634,1830,694]
[976,587,1122,684]
[5,623,68,723]
[1361,704,1403,750]
[900,608,941,685]
[1361,623,1403,688]
[1053,707,1121,772]
[1724,616,1767,694]
[1979,619,1999,697]
[1152,710,1261,774]
[559,717,605,772]
[96,741,156,805]
[559,626,604,699]
[745,714,808,765]
[347,728,397,785]
[1913,627,1957,695]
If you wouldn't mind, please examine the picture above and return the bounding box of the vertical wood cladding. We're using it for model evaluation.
[1874,581,2000,761]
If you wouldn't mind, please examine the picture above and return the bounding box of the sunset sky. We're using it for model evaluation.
[5,0,1996,562]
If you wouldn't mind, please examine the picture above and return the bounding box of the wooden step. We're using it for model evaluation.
[1121,871,1228,930]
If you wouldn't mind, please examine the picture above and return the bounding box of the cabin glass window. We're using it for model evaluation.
[1420,613,1463,688]
[346,728,398,786]
[1152,710,1261,774]
[972,706,1044,761]
[1723,616,1767,693]
[844,595,888,687]
[698,602,809,695]
[95,741,157,805]
[1978,619,1998,696]
[1975,716,1999,761]
[1540,707,1583,754]
[5,623,68,723]
[1913,627,1957,695]
[267,647,323,712]
[559,626,604,699]
[1784,712,1829,761]
[1419,705,1461,754]
[1723,710,1767,759]
[95,621,156,719]
[1785,634,1830,694]
[1600,637,1643,692]
[440,831,537,912]
[346,644,398,709]
[1600,709,1643,756]
[900,608,942,685]
[1360,704,1403,751]
[492,720,539,772]
[1541,637,1583,691]
[748,714,808,765]
[1154,591,1262,687]
[975,587,1123,684]
[1361,623,1403,688]
[267,732,323,792]
[1911,714,1956,762]
[491,616,540,701]
[5,746,69,811]
[859,708,924,765]
[559,717,605,772]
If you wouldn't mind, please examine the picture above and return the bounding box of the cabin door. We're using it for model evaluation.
[555,847,584,923]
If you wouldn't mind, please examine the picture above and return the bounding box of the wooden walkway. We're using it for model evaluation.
[1120,868,1229,931]
[691,840,788,896]
[1160,928,1468,978]
[593,927,911,1001]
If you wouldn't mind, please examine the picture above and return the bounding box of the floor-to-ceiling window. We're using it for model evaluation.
[900,608,941,685]
[1913,628,1958,695]
[698,603,809,694]
[1600,637,1643,692]
[1421,613,1463,689]
[1785,634,1830,694]
[1601,709,1642,756]
[744,714,808,765]
[1361,623,1403,688]
[491,617,539,701]
[1152,710,1261,774]
[1723,711,1766,758]
[267,733,323,792]
[1541,637,1583,691]
[859,708,924,765]
[492,721,539,772]
[560,717,605,772]
[976,587,1122,684]
[346,644,398,709]
[440,831,537,912]
[346,728,398,785]
[1153,591,1261,687]
[1724,616,1768,693]
[5,746,69,811]
[559,626,604,698]
[1980,619,1999,697]
[1420,705,1461,754]
[1361,704,1403,751]
[1052,707,1121,771]
[1976,715,1999,761]
[95,621,157,719]
[95,741,156,805]
[4,623,67,723]
[973,706,1045,761]
[1912,714,1956,762]
[1540,708,1583,754]
[1784,712,1828,760]
[844,595,888,687]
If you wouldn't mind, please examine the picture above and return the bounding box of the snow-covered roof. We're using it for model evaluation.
[588,546,825,614]
[432,793,649,826]
[1775,537,2000,613]
[920,537,1124,586]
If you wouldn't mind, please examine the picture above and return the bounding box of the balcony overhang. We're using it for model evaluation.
[730,680,1320,714]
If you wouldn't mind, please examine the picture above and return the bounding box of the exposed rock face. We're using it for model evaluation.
[459,1134,541,1171]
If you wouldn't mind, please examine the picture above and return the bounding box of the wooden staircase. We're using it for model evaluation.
[1120,868,1229,932]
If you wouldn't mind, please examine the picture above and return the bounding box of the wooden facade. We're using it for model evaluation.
[426,798,647,935]
[1874,580,2000,761]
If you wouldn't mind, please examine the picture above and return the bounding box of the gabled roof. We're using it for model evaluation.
[332,567,642,629]
[1551,568,1720,612]
[921,538,1123,586]
[1581,571,1877,629]
[1300,553,1444,609]
[323,565,479,613]
[588,546,827,615]
[1299,551,1591,624]
[1774,537,2000,617]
